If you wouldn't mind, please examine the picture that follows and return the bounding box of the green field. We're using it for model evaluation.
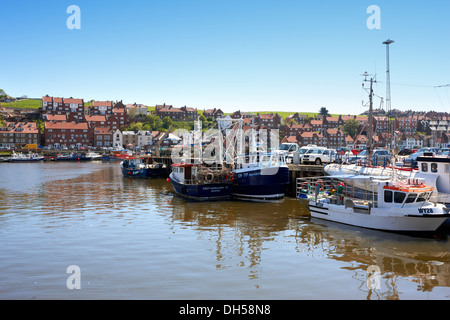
[0,99,41,109]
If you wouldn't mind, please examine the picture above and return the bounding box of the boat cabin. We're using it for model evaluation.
[171,163,198,183]
[122,157,144,168]
[234,151,287,170]
[415,155,450,195]
[377,178,434,208]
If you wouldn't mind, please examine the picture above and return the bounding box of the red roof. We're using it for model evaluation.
[94,127,112,134]
[45,122,88,130]
[46,114,67,121]
[64,98,83,104]
[93,101,113,107]
[85,115,107,122]
[5,122,39,134]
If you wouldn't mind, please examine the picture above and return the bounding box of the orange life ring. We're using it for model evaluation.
[226,172,235,182]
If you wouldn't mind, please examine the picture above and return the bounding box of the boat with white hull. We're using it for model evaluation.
[297,176,450,233]
[325,153,450,205]
[10,152,44,162]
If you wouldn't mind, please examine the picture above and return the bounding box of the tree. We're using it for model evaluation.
[128,122,143,132]
[162,116,173,129]
[343,119,360,138]
[319,107,329,117]
[152,116,163,130]
[0,89,7,101]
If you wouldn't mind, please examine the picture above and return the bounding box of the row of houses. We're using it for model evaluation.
[41,96,128,128]
[0,122,40,148]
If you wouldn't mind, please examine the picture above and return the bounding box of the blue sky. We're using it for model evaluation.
[1,0,449,115]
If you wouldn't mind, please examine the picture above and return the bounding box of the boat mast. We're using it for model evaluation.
[362,72,376,159]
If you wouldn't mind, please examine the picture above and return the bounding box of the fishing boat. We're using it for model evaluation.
[168,162,233,201]
[53,153,90,161]
[214,117,289,201]
[109,150,133,161]
[231,151,289,201]
[120,156,168,178]
[10,152,44,162]
[297,176,450,233]
[325,152,450,205]
[85,151,102,160]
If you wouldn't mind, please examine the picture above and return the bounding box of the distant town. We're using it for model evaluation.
[1,90,450,151]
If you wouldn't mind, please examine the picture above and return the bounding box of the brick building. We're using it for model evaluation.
[0,122,40,148]
[44,122,89,149]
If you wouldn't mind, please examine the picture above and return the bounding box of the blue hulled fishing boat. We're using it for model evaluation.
[231,151,289,201]
[168,162,233,201]
[121,157,168,178]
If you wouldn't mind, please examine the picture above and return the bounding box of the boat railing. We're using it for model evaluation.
[296,176,378,204]
[233,152,286,169]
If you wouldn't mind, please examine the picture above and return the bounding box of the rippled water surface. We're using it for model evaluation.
[1,162,450,300]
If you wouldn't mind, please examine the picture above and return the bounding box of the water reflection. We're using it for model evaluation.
[0,162,449,299]
[165,182,450,298]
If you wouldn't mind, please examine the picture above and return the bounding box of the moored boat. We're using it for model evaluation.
[10,152,44,162]
[120,156,168,178]
[109,150,133,160]
[231,151,289,201]
[297,176,450,233]
[53,153,90,161]
[85,152,102,160]
[325,152,450,205]
[168,162,233,201]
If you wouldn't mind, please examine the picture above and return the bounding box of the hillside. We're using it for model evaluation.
[0,99,41,109]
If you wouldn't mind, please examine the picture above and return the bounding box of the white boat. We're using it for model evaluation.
[85,152,102,160]
[297,176,450,233]
[325,153,450,205]
[10,152,44,162]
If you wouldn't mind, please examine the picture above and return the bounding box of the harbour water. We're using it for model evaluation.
[1,162,450,300]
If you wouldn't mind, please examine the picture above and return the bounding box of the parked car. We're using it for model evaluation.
[278,143,299,163]
[371,149,391,165]
[398,148,412,156]
[346,149,391,165]
[293,144,317,164]
[403,151,436,168]
[301,147,337,165]
[417,147,440,154]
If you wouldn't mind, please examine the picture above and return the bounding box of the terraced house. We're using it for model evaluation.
[0,122,40,148]
[41,95,85,122]
[44,121,89,149]
[154,104,198,121]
